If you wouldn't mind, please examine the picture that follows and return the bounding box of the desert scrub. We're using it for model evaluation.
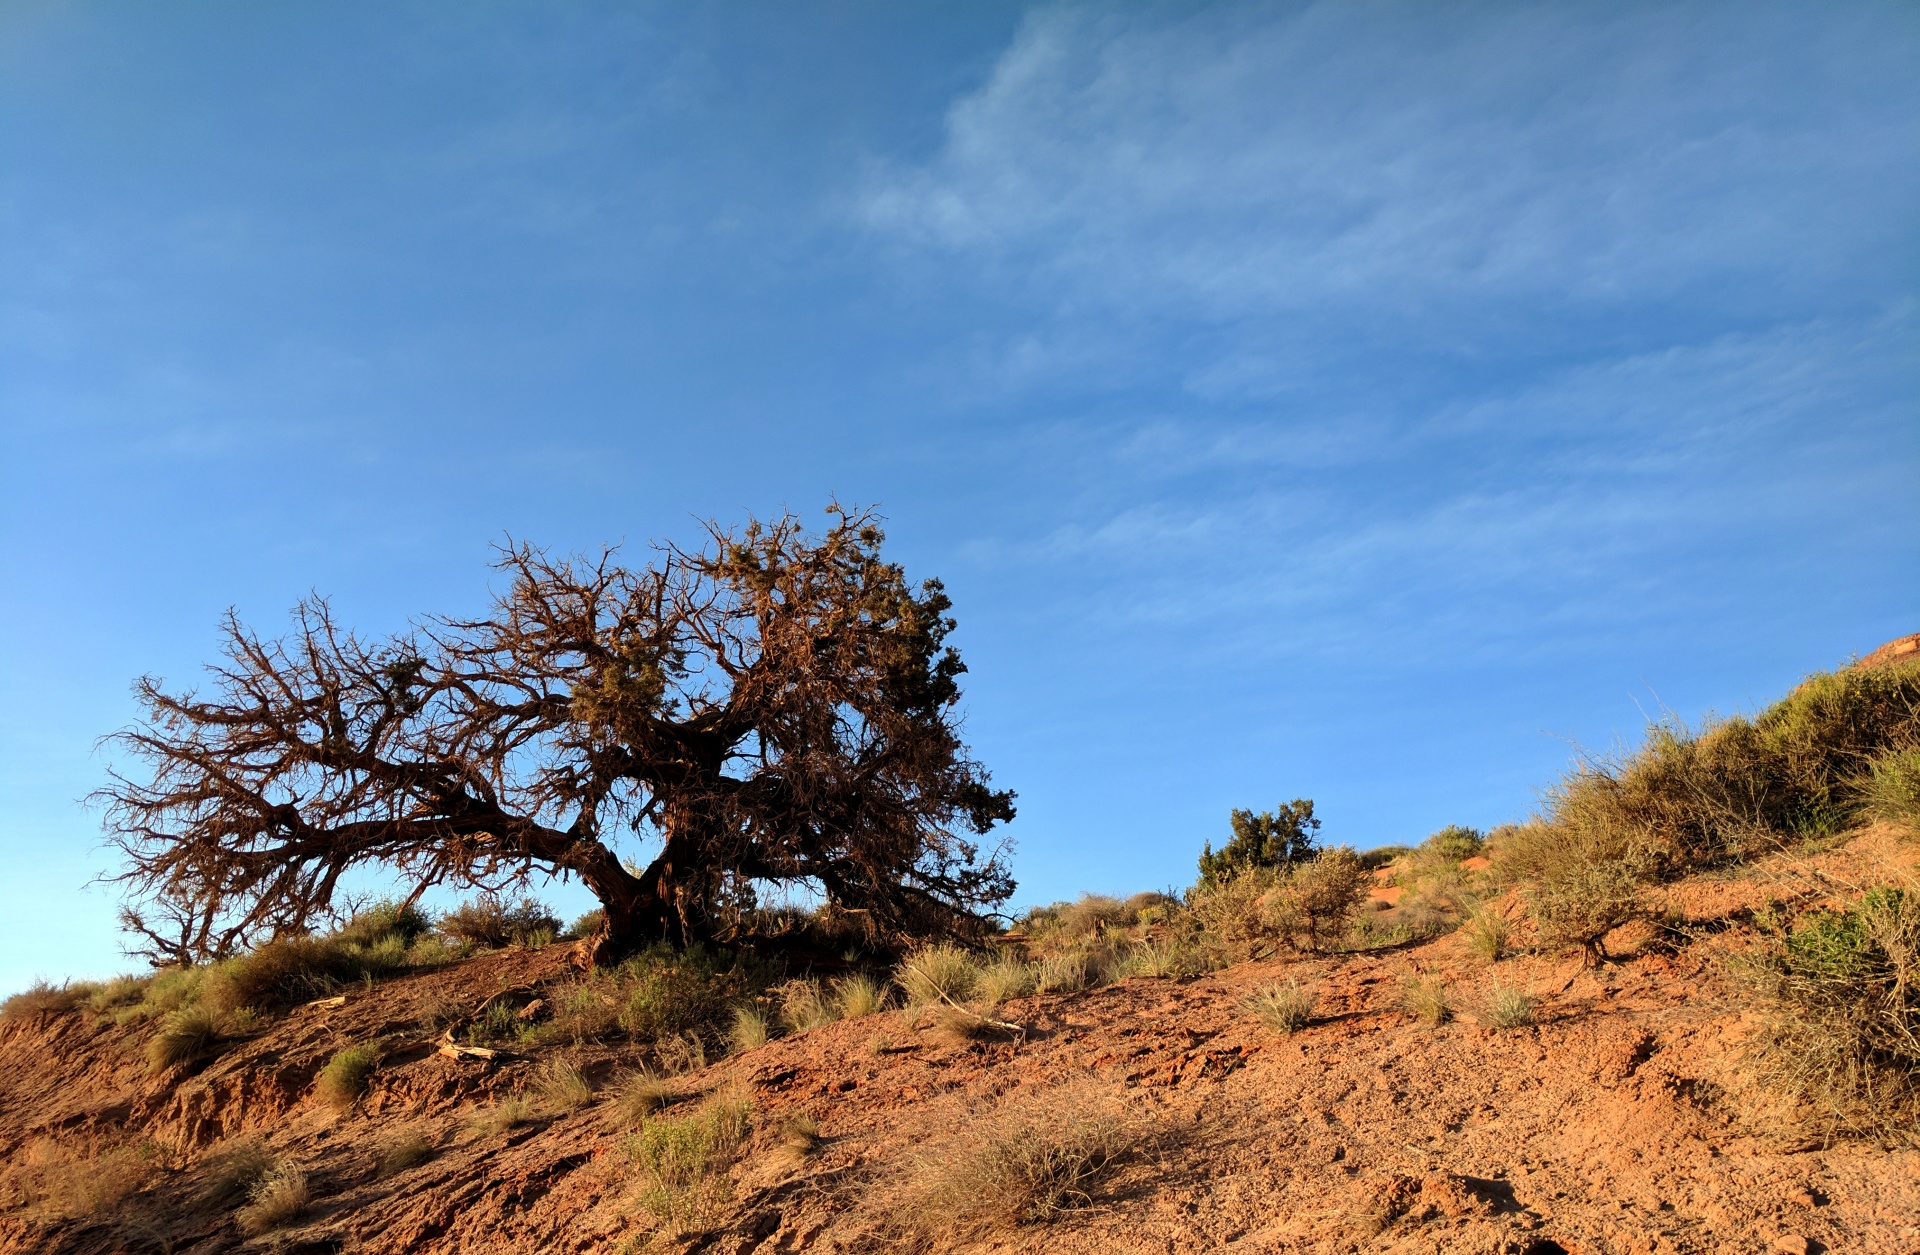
[1289,847,1372,952]
[468,1098,535,1135]
[1,981,87,1022]
[541,944,755,1047]
[896,943,979,1008]
[1401,975,1453,1027]
[1744,886,1920,1143]
[534,1057,594,1111]
[1524,855,1646,964]
[1032,950,1093,993]
[1863,746,1920,828]
[28,1143,156,1219]
[147,1005,226,1073]
[236,1163,309,1235]
[831,973,883,1018]
[1243,981,1316,1035]
[1462,907,1510,961]
[1478,977,1538,1029]
[622,1087,753,1236]
[316,1043,379,1110]
[728,1004,771,1054]
[973,950,1034,1001]
[889,1086,1131,1239]
[435,894,561,949]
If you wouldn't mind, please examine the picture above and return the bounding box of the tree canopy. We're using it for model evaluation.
[1196,799,1321,888]
[99,507,1016,965]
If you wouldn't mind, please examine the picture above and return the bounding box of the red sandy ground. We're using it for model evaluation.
[2,825,1915,1255]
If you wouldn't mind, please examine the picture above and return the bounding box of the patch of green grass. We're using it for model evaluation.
[316,1043,379,1110]
[621,1087,753,1236]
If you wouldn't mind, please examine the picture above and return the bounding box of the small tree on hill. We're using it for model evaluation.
[1197,799,1321,889]
[98,506,1016,966]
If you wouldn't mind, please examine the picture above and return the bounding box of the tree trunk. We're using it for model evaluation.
[570,832,692,968]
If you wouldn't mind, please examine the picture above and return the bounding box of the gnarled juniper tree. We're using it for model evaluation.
[99,507,1015,966]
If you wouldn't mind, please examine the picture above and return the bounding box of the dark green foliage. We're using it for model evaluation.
[1198,799,1320,888]
[1423,825,1485,861]
[317,1043,379,1109]
[1749,887,1920,1143]
[1357,845,1412,870]
[1863,746,1920,827]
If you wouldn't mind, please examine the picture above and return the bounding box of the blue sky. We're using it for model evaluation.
[2,2,1915,991]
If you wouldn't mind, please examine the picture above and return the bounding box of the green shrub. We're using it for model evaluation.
[1462,907,1509,961]
[332,899,432,949]
[316,1043,379,1110]
[1863,746,1920,828]
[562,909,605,941]
[1524,856,1646,964]
[1746,886,1920,1143]
[1289,847,1371,953]
[1198,799,1320,888]
[622,1087,753,1236]
[1183,867,1287,959]
[616,947,738,1042]
[204,936,371,1014]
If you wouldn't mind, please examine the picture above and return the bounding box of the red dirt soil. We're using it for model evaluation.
[3,827,1916,1255]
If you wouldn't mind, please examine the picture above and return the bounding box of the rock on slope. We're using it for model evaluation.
[2,828,1916,1255]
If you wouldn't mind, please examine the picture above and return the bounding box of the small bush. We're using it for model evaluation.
[1184,867,1286,959]
[896,944,979,1007]
[236,1163,308,1235]
[376,1131,436,1176]
[1862,746,1920,828]
[1745,886,1920,1143]
[1113,935,1199,980]
[1424,825,1486,861]
[534,1058,594,1112]
[204,935,372,1014]
[436,894,562,949]
[832,973,883,1019]
[1243,981,1316,1035]
[147,1006,225,1073]
[1,981,85,1022]
[1525,857,1645,964]
[1289,847,1371,953]
[616,947,739,1043]
[622,1087,753,1236]
[201,1137,274,1204]
[1401,975,1453,1028]
[316,1043,379,1110]
[563,908,605,941]
[611,1069,672,1126]
[728,1005,771,1054]
[892,1087,1129,1238]
[1478,978,1537,1029]
[332,898,432,949]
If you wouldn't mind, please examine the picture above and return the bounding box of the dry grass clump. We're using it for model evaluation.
[534,1057,594,1111]
[975,952,1036,1003]
[832,973,884,1019]
[775,1111,822,1161]
[1,981,87,1022]
[1111,934,1200,980]
[1478,977,1538,1029]
[1743,885,1920,1144]
[1400,975,1453,1027]
[1243,980,1316,1035]
[375,1130,437,1176]
[468,1098,535,1136]
[776,979,836,1033]
[888,1087,1132,1239]
[622,1086,753,1236]
[1462,907,1509,961]
[610,1069,672,1126]
[1032,951,1092,994]
[201,1137,275,1204]
[922,1002,1011,1048]
[26,1142,156,1218]
[316,1042,379,1110]
[896,944,979,1008]
[147,1005,226,1074]
[235,1162,309,1235]
[728,1004,771,1054]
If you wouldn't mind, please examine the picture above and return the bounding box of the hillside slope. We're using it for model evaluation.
[3,826,1916,1255]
